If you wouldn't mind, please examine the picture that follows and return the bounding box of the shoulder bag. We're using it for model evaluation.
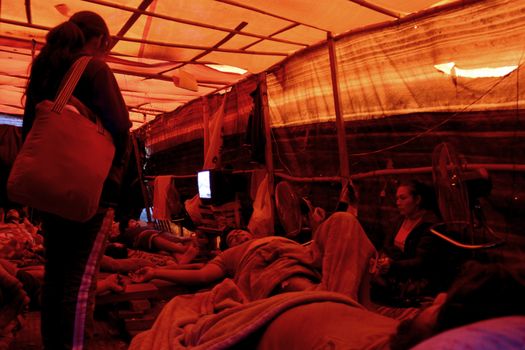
[7,56,115,222]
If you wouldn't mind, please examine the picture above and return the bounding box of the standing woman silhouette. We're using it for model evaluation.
[23,11,131,349]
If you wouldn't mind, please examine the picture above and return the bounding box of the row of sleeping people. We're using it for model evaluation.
[3,179,524,349]
[0,207,200,347]
[125,179,525,350]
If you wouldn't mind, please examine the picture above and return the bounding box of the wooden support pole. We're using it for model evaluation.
[259,73,274,191]
[131,133,152,222]
[84,0,308,47]
[202,97,210,163]
[348,0,406,19]
[259,72,275,231]
[327,32,350,186]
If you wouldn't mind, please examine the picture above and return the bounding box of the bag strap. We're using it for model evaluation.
[52,56,92,113]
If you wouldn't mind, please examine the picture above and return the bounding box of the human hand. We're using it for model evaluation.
[101,274,126,293]
[376,255,392,275]
[309,207,326,234]
[118,258,154,272]
[129,267,155,283]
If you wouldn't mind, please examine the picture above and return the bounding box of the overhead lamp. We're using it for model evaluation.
[206,64,247,75]
[434,62,517,78]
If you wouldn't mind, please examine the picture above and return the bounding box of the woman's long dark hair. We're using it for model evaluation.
[26,11,110,95]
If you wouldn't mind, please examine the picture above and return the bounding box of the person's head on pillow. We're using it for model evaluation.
[390,258,525,350]
[219,227,253,250]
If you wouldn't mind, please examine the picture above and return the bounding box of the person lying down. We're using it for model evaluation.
[109,219,199,265]
[127,212,525,349]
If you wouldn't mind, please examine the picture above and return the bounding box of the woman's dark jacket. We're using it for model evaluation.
[23,54,131,207]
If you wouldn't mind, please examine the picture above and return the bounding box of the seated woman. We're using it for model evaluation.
[369,180,458,306]
[110,219,199,265]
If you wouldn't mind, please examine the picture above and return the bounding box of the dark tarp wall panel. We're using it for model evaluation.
[263,0,525,242]
[139,77,258,201]
[142,76,258,176]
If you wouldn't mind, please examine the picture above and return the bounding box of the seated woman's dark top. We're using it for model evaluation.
[371,211,460,306]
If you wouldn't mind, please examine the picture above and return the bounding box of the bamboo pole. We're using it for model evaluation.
[202,97,210,160]
[159,21,249,75]
[259,73,274,188]
[141,162,525,184]
[131,133,152,222]
[327,32,350,189]
[112,35,288,56]
[260,72,276,233]
[215,0,326,32]
[0,18,287,56]
[83,0,308,47]
[110,0,154,50]
[348,0,406,19]
[274,163,525,183]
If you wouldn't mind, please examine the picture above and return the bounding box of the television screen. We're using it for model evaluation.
[198,170,212,199]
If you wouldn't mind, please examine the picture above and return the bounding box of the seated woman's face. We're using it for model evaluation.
[396,185,421,217]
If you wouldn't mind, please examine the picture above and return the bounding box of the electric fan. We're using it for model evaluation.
[430,142,504,249]
[275,181,303,238]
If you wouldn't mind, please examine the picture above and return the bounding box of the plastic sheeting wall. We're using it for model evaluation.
[140,0,524,238]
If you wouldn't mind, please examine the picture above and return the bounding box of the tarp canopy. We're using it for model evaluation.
[1,0,454,128]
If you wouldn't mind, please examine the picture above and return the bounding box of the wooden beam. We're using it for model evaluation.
[83,0,308,47]
[0,18,47,31]
[131,134,153,222]
[110,0,154,50]
[0,18,288,56]
[347,0,407,19]
[327,32,350,180]
[241,23,299,51]
[260,73,275,191]
[25,0,32,24]
[274,163,525,183]
[158,21,249,75]
[111,67,239,85]
[202,98,210,162]
[216,0,327,33]
[113,34,288,56]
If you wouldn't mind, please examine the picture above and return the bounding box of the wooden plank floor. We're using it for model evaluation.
[8,311,130,350]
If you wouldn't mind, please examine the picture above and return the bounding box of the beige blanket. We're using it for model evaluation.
[130,279,366,350]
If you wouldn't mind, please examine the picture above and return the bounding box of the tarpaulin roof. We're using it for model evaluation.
[1,0,457,128]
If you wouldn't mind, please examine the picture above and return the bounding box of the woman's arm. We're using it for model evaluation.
[388,225,439,278]
[131,263,225,286]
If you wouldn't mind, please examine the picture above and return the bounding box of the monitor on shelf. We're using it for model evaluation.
[197,169,235,205]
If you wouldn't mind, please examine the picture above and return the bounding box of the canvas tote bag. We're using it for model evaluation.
[7,56,115,222]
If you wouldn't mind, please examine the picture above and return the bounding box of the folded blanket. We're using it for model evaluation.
[130,279,365,350]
